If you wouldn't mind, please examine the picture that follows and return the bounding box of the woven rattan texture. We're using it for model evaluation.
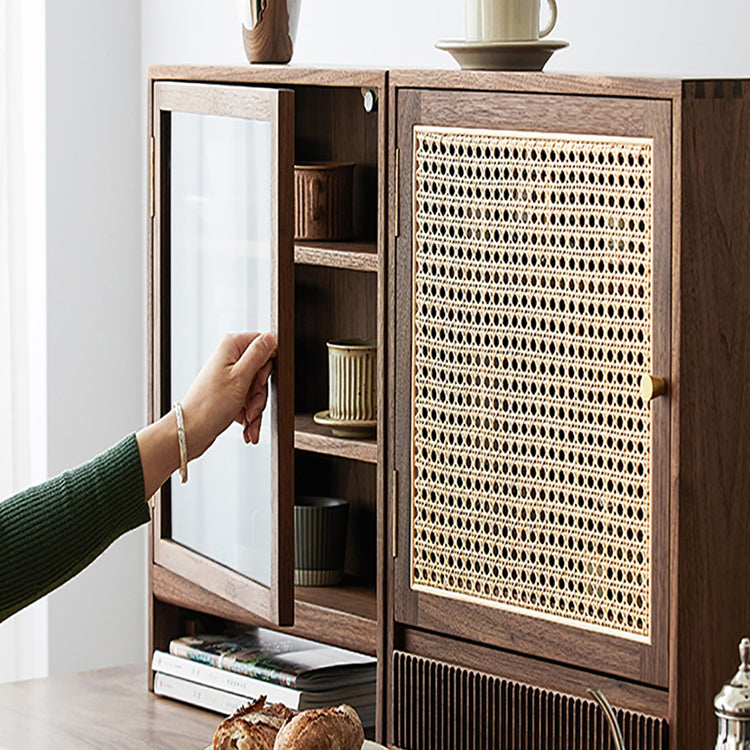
[411,126,653,638]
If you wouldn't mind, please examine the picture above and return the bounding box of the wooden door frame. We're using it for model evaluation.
[149,81,295,626]
[390,86,672,687]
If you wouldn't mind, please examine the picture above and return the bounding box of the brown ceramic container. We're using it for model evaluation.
[294,162,355,240]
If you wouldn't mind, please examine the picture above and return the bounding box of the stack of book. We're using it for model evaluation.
[152,627,377,729]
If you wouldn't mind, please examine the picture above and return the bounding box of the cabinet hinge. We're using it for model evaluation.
[394,148,400,239]
[392,469,398,558]
[150,136,155,219]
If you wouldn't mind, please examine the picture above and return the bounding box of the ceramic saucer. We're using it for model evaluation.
[435,39,568,71]
[313,409,377,438]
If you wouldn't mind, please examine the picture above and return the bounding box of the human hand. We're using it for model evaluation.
[136,332,276,500]
[180,332,277,460]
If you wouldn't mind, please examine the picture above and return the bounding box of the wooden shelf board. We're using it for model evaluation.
[294,240,378,272]
[294,578,377,623]
[294,413,377,463]
[153,565,377,656]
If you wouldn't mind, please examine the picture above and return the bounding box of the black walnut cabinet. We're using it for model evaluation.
[147,66,750,749]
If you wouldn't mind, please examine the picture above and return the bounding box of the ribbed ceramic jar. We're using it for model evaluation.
[327,339,377,421]
[294,162,355,240]
[294,496,349,586]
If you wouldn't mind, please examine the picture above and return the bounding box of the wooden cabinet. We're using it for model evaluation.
[148,68,750,750]
[147,68,387,668]
[385,72,750,750]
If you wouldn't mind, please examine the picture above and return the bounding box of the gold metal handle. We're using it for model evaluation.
[640,374,667,402]
[587,689,625,750]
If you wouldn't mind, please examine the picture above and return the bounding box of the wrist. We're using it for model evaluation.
[179,397,214,462]
[135,411,182,501]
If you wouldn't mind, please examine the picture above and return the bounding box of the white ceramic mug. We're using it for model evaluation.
[465,0,557,41]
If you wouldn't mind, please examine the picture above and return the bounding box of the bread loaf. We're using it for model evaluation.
[273,704,364,750]
[213,696,296,750]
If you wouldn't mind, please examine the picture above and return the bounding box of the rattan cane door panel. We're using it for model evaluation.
[392,89,672,686]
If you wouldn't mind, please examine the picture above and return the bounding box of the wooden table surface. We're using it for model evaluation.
[0,663,220,749]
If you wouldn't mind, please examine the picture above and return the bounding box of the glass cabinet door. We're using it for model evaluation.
[151,82,295,625]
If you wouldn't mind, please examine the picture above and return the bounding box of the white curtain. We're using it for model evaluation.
[0,0,48,684]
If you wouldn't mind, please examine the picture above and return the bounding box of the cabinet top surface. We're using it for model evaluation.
[390,69,697,99]
[149,64,749,100]
[148,64,388,88]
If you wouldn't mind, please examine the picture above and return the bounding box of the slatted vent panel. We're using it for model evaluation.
[392,651,668,750]
[411,126,654,638]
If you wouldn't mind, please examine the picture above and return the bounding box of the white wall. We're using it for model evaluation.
[141,0,750,76]
[45,0,146,675]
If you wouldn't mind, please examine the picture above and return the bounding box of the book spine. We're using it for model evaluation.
[168,641,300,689]
[152,651,303,710]
[168,640,223,669]
[153,671,246,716]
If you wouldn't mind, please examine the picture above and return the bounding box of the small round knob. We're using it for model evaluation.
[361,88,378,113]
[640,374,667,402]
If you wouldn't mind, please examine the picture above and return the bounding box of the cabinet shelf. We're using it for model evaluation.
[294,579,376,621]
[294,240,378,272]
[153,565,377,656]
[294,413,377,463]
[294,580,377,656]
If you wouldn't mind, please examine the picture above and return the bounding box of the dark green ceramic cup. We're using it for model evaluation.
[294,496,349,586]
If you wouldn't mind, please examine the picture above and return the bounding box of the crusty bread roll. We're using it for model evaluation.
[213,696,296,750]
[273,704,364,750]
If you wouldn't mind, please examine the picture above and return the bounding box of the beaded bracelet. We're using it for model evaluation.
[173,402,188,484]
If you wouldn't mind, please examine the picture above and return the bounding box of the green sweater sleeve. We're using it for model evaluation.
[0,433,151,623]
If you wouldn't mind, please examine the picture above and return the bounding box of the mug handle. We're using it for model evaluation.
[539,0,557,38]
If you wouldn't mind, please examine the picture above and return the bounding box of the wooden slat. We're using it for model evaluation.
[671,78,750,750]
[388,70,682,101]
[374,71,389,743]
[294,578,377,622]
[294,413,377,462]
[391,652,668,750]
[150,65,387,89]
[401,628,669,720]
[294,240,378,271]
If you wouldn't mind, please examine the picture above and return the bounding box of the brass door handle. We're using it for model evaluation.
[640,374,667,402]
[587,689,625,750]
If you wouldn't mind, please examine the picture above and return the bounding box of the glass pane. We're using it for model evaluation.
[169,111,273,586]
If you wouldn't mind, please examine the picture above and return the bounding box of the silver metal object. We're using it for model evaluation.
[250,0,267,28]
[240,0,300,33]
[361,88,379,113]
[715,638,750,749]
[588,688,625,750]
[236,0,267,29]
[238,0,302,63]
